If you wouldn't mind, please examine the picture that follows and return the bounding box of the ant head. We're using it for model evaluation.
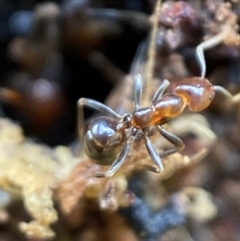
[175,77,215,112]
[83,117,126,165]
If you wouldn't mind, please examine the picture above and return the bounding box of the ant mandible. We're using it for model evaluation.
[77,27,235,178]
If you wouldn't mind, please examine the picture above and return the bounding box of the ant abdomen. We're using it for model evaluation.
[175,77,215,112]
[83,117,126,165]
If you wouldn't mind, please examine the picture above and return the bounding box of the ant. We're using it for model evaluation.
[77,19,237,177]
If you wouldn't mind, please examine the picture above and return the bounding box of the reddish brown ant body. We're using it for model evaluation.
[78,73,214,178]
[77,9,234,178]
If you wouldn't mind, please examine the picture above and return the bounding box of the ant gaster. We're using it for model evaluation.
[78,25,234,178]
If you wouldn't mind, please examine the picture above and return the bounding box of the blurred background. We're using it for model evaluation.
[0,1,240,241]
[0,0,152,146]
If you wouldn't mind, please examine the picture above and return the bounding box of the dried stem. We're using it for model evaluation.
[142,0,161,106]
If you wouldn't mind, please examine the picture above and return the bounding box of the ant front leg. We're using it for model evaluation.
[152,79,170,104]
[156,125,185,158]
[77,98,122,144]
[214,86,240,103]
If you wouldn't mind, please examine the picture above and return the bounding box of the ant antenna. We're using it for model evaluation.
[196,27,231,78]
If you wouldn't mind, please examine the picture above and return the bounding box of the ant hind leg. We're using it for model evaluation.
[133,74,143,110]
[77,98,122,143]
[144,136,164,172]
[156,125,185,158]
[95,136,134,178]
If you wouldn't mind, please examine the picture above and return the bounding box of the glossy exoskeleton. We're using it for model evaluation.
[78,25,235,178]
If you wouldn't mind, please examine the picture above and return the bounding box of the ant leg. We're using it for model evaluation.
[196,28,231,77]
[133,74,142,110]
[95,136,134,178]
[156,125,185,158]
[78,98,122,119]
[77,98,122,143]
[214,86,240,103]
[144,136,164,172]
[152,79,170,104]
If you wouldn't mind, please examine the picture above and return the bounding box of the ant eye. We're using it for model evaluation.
[208,93,215,101]
[84,117,126,165]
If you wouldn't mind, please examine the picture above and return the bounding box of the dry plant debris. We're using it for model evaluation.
[0,0,239,240]
[0,110,216,239]
[0,118,78,238]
